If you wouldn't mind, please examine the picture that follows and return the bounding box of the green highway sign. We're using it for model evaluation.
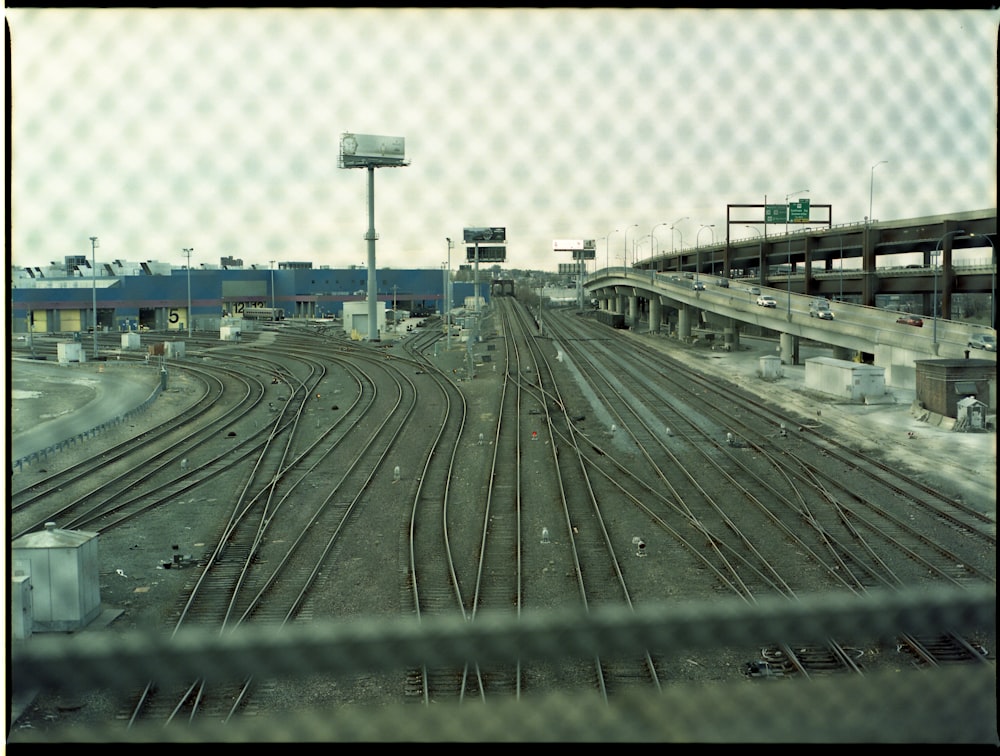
[789,199,811,223]
[765,204,787,224]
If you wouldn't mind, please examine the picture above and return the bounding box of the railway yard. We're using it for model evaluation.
[7,298,998,743]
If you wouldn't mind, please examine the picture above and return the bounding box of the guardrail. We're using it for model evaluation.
[10,362,164,475]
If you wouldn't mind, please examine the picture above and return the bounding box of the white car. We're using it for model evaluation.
[968,333,996,352]
[756,295,777,308]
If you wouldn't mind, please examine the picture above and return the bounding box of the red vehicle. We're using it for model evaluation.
[896,314,923,327]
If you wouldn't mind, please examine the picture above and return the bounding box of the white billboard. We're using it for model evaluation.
[553,239,596,251]
[339,133,407,168]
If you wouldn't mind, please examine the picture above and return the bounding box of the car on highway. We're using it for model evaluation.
[808,299,834,320]
[715,278,730,288]
[896,314,923,327]
[747,286,761,296]
[756,295,777,308]
[968,333,996,351]
[691,281,706,291]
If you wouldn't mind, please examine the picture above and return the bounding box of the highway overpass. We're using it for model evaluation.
[585,267,995,390]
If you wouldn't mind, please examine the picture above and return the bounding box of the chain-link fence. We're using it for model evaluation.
[10,583,997,742]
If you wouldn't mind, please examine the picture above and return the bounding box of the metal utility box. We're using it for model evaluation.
[10,522,101,632]
[220,325,241,341]
[57,342,84,363]
[955,396,989,431]
[10,573,33,640]
[805,357,886,401]
[121,331,141,350]
[758,355,782,381]
[164,341,186,358]
[914,359,996,419]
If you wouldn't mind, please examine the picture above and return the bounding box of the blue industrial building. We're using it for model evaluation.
[10,260,488,334]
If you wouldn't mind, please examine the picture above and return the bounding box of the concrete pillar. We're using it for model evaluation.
[649,298,662,333]
[629,294,638,329]
[677,306,693,341]
[780,332,799,365]
[724,323,739,350]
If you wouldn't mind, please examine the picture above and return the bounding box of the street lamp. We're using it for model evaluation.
[182,247,194,337]
[696,224,714,284]
[932,229,966,348]
[269,260,276,311]
[869,160,887,226]
[446,237,453,350]
[605,228,619,270]
[651,222,669,260]
[623,224,638,268]
[669,216,688,255]
[785,189,809,316]
[90,236,98,359]
[967,233,996,330]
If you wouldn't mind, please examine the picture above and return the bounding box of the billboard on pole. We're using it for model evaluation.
[464,227,506,243]
[339,133,407,168]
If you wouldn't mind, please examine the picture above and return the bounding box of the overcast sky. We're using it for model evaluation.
[7,7,998,273]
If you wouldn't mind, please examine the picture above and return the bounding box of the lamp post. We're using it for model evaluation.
[445,237,453,350]
[90,236,98,359]
[696,224,714,284]
[785,189,809,316]
[182,247,194,336]
[269,260,276,312]
[651,222,669,261]
[669,216,688,255]
[968,233,996,330]
[869,160,887,226]
[623,224,638,268]
[932,229,966,348]
[605,228,619,271]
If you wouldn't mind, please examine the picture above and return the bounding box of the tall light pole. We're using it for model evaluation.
[968,233,996,330]
[785,189,809,316]
[651,222,669,260]
[446,237,453,350]
[932,229,966,348]
[869,160,887,226]
[669,216,688,255]
[696,224,714,284]
[90,236,99,359]
[623,224,637,268]
[182,247,193,337]
[605,228,619,270]
[269,260,276,312]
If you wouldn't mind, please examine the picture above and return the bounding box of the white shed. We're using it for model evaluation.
[343,300,386,337]
[121,331,141,350]
[805,357,886,401]
[11,522,101,632]
[57,342,85,364]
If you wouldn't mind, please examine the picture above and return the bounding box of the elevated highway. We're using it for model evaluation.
[585,267,995,390]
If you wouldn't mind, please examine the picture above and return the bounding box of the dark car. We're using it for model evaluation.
[896,314,923,327]
[691,281,706,291]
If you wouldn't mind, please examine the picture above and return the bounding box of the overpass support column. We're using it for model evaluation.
[629,294,638,329]
[780,332,799,365]
[723,319,740,350]
[677,305,693,341]
[649,297,662,334]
